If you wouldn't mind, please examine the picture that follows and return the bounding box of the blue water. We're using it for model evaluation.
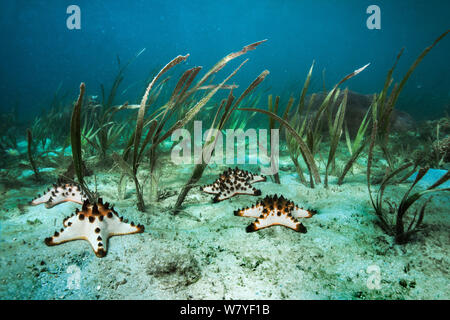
[408,169,450,189]
[0,0,449,121]
[0,1,449,300]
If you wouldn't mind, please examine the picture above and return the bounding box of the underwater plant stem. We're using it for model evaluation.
[270,132,281,185]
[133,175,145,211]
[375,30,449,170]
[268,95,281,184]
[70,82,96,202]
[389,30,449,113]
[292,156,307,185]
[152,59,248,147]
[71,83,85,186]
[174,68,269,211]
[159,62,247,211]
[337,142,365,185]
[130,55,189,212]
[324,90,347,188]
[174,163,208,213]
[26,128,40,181]
[72,83,99,202]
[134,54,189,173]
[239,107,322,185]
[367,101,449,243]
[366,103,387,228]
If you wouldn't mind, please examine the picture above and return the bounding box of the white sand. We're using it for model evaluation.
[0,153,449,300]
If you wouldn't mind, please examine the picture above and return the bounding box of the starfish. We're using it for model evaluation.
[30,182,87,208]
[234,194,316,233]
[200,167,266,202]
[45,198,145,257]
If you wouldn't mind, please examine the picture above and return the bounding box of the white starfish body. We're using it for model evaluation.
[212,177,261,202]
[251,210,302,232]
[233,203,264,218]
[291,206,315,219]
[246,174,266,184]
[201,167,265,202]
[30,183,87,208]
[200,180,222,195]
[234,194,316,233]
[45,199,144,257]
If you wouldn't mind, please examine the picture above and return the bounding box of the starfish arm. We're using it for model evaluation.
[246,208,307,233]
[62,213,78,227]
[248,175,266,184]
[202,167,265,200]
[234,204,264,218]
[45,217,88,246]
[54,216,113,258]
[200,181,221,194]
[30,190,52,206]
[63,213,76,227]
[105,214,145,236]
[30,183,86,208]
[232,168,265,184]
[87,219,109,258]
[213,180,261,202]
[44,200,144,258]
[291,206,315,218]
[235,195,314,233]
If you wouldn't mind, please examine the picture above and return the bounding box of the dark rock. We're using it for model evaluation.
[292,91,415,135]
[58,160,93,183]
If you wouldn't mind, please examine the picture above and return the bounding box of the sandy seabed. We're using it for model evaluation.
[0,152,449,300]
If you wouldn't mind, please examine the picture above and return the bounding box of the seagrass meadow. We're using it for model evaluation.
[0,0,449,300]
